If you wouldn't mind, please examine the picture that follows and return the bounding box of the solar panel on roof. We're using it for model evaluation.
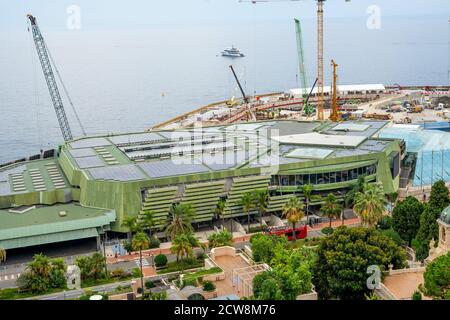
[69,138,111,149]
[89,164,148,181]
[69,148,97,158]
[108,133,164,145]
[74,156,105,169]
[138,160,209,178]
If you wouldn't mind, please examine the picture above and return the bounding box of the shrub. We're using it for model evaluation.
[154,254,168,267]
[111,268,126,278]
[423,252,450,298]
[412,290,422,300]
[181,278,197,289]
[377,216,392,230]
[145,280,155,289]
[321,227,334,235]
[250,233,288,263]
[196,252,207,260]
[132,268,142,278]
[202,281,216,292]
[380,228,407,246]
[208,229,233,248]
[149,236,160,249]
[157,258,203,274]
[123,240,133,254]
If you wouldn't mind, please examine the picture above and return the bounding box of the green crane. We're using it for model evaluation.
[294,18,313,116]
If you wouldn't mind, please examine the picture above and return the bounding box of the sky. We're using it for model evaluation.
[1,0,449,31]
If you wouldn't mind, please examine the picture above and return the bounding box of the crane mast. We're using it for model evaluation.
[330,59,340,122]
[316,0,325,120]
[229,65,256,121]
[27,14,73,142]
[294,18,313,117]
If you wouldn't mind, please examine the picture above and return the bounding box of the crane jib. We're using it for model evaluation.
[27,14,74,142]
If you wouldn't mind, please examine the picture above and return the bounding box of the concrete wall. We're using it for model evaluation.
[210,246,236,261]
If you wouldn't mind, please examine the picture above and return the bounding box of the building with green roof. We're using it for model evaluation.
[0,120,403,249]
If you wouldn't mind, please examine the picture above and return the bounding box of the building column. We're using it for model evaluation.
[96,235,101,251]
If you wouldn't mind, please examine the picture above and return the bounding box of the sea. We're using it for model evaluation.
[0,14,449,163]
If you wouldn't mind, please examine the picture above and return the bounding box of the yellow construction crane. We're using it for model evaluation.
[330,59,340,122]
[239,0,351,121]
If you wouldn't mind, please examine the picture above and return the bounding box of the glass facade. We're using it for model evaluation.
[271,164,377,187]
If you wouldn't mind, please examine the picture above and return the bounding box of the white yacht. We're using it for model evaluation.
[221,46,245,57]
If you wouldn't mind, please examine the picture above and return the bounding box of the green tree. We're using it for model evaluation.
[253,246,315,300]
[0,248,6,264]
[165,203,195,239]
[302,184,313,220]
[18,254,68,293]
[254,189,269,228]
[75,252,107,281]
[423,252,450,299]
[344,175,366,209]
[250,233,288,263]
[171,233,194,262]
[215,199,226,227]
[312,226,407,300]
[392,196,424,245]
[240,192,255,233]
[122,216,141,240]
[416,180,450,260]
[140,210,155,237]
[253,272,283,300]
[132,231,150,293]
[282,196,305,242]
[154,254,168,267]
[353,183,387,227]
[28,253,52,279]
[208,229,233,248]
[48,258,67,289]
[321,193,342,228]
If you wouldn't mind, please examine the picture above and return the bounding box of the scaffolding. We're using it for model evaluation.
[231,263,270,297]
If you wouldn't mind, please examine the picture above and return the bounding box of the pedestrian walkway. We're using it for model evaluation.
[134,258,150,267]
[0,272,20,282]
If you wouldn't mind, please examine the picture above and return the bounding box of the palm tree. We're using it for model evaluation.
[0,248,6,264]
[171,233,193,263]
[254,189,268,229]
[302,184,313,222]
[122,216,140,240]
[353,183,387,227]
[215,199,226,228]
[344,175,366,225]
[321,193,343,228]
[132,231,149,293]
[240,192,255,233]
[140,210,155,237]
[282,196,305,242]
[28,253,52,278]
[165,203,195,239]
